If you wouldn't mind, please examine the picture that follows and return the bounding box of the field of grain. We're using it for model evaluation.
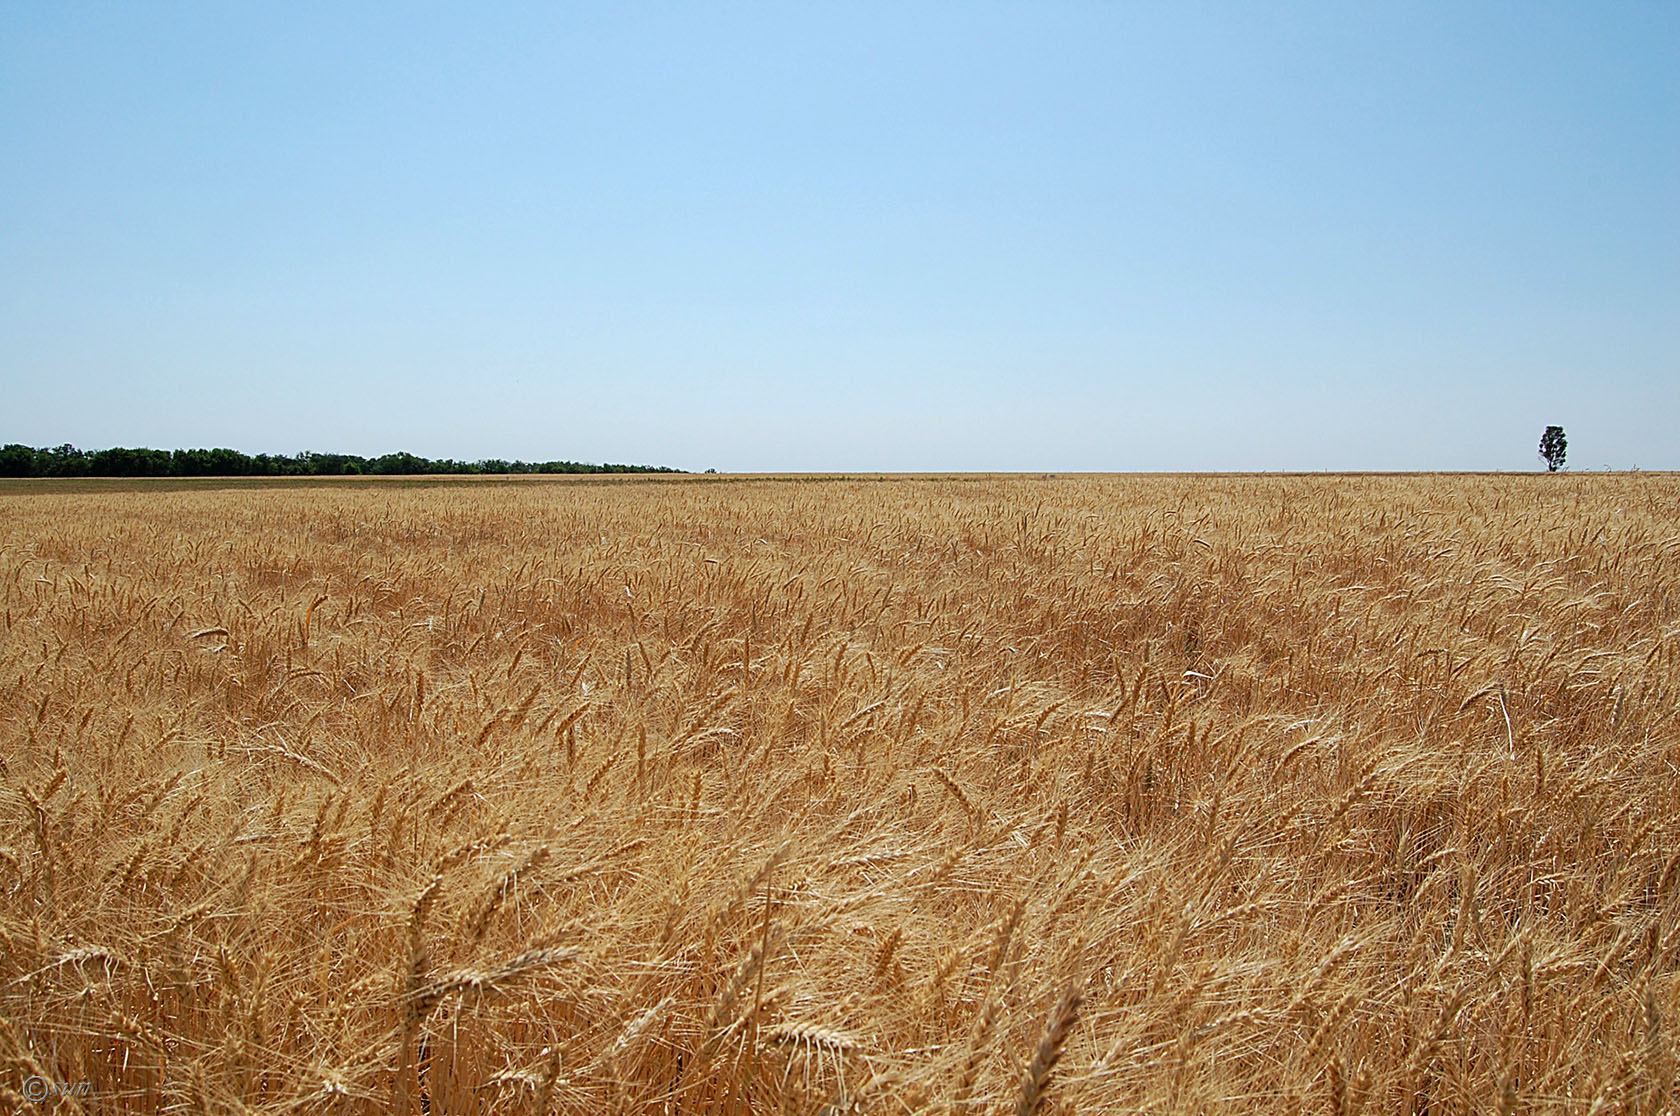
[2,474,1677,1114]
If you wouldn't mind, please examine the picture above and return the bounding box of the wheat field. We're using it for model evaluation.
[2,473,1677,1114]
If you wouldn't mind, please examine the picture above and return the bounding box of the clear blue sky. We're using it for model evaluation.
[3,3,1676,471]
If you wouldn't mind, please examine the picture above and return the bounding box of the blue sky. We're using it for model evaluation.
[3,3,1675,471]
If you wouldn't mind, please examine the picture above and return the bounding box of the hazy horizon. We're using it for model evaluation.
[4,4,1676,472]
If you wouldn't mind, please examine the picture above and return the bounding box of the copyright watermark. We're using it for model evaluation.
[22,1076,92,1104]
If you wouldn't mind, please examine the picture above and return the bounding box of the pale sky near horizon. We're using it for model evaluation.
[3,3,1676,472]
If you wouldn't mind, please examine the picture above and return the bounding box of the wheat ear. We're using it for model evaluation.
[1014,983,1083,1116]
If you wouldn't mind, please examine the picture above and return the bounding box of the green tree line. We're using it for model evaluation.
[0,444,684,478]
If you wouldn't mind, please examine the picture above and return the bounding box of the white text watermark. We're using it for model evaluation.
[23,1077,93,1104]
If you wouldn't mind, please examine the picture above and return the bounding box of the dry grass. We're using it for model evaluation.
[1,472,1677,1114]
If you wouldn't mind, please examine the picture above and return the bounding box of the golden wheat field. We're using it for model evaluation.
[2,473,1678,1115]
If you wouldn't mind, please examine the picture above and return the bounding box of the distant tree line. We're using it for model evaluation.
[0,443,684,478]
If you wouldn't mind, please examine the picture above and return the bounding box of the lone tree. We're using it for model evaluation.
[1539,425,1567,472]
